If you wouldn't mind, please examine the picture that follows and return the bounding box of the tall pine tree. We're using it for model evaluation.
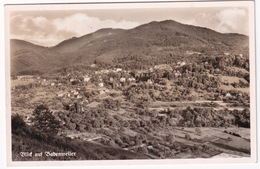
[31,105,61,135]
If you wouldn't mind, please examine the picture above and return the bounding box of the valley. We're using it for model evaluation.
[10,20,251,161]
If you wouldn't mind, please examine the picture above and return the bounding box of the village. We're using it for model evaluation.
[11,53,251,159]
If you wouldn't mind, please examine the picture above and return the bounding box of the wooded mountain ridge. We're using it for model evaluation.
[10,20,249,75]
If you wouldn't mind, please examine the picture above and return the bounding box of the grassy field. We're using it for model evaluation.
[11,79,34,88]
[221,76,248,84]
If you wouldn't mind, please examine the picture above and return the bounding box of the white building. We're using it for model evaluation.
[98,83,104,87]
[77,95,83,99]
[224,52,230,56]
[115,68,122,72]
[57,93,64,97]
[110,77,114,82]
[177,61,186,67]
[90,64,96,68]
[120,77,126,82]
[226,92,232,97]
[180,62,186,67]
[128,77,136,82]
[84,77,91,82]
[147,79,153,84]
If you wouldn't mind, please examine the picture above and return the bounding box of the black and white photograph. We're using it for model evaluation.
[4,0,257,167]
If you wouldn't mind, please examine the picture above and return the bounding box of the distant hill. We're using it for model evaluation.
[10,40,61,75]
[10,20,249,75]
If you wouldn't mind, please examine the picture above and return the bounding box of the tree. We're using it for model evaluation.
[166,134,175,143]
[11,114,26,132]
[137,146,148,154]
[195,127,202,135]
[185,133,191,140]
[31,105,61,135]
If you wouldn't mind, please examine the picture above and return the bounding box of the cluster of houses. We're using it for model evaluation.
[12,62,190,112]
[14,61,188,91]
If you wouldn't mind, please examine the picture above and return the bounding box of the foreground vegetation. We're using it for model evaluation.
[11,113,149,161]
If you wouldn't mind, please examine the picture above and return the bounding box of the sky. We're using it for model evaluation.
[9,5,249,47]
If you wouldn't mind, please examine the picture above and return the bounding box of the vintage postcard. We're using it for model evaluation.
[5,0,256,167]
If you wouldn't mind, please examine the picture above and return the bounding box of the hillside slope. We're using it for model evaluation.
[10,40,61,75]
[12,125,149,161]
